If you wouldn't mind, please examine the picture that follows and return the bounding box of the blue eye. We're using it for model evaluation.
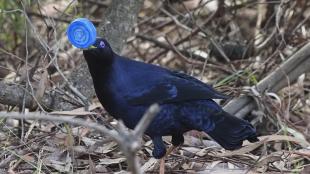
[99,41,105,48]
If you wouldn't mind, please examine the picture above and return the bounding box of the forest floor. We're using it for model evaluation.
[0,0,309,173]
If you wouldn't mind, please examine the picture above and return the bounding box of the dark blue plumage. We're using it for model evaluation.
[83,38,258,159]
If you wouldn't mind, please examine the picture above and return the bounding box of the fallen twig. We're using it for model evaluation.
[0,104,160,174]
[224,42,310,118]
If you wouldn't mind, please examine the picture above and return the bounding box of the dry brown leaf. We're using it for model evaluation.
[141,158,158,172]
[255,153,283,172]
[182,146,202,155]
[64,133,75,148]
[209,160,222,168]
[50,110,97,116]
[195,148,210,157]
[34,69,48,106]
[64,152,72,172]
[72,102,102,112]
[44,159,67,172]
[82,137,98,146]
[184,135,221,148]
[216,139,267,157]
[95,142,117,154]
[98,158,126,165]
[41,0,75,16]
[50,103,101,116]
[42,150,72,173]
[301,165,310,174]
[253,135,310,147]
[72,146,89,154]
[292,148,310,158]
[88,156,96,174]
[202,168,251,174]
[72,127,91,137]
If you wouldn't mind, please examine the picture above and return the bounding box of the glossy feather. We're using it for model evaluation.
[83,38,258,159]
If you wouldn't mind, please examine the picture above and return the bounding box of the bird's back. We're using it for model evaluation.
[83,39,258,156]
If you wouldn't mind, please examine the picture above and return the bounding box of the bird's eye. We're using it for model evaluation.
[99,41,105,48]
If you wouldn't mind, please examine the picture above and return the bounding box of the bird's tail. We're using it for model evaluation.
[206,112,259,150]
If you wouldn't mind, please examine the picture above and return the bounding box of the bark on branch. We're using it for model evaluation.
[0,104,160,174]
[224,43,310,118]
[0,0,309,119]
[0,0,144,111]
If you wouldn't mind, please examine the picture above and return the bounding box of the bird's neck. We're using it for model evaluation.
[85,54,118,95]
[86,56,129,119]
[85,52,114,78]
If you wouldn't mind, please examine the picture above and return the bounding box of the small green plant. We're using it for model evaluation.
[0,0,27,50]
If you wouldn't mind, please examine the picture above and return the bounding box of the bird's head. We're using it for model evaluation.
[83,38,114,63]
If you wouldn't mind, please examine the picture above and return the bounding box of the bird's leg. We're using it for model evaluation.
[159,145,176,174]
[153,136,181,174]
[159,144,177,174]
[152,137,167,174]
[166,134,184,156]
[159,158,165,174]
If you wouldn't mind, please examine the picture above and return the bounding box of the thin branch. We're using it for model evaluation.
[0,111,122,142]
[0,103,160,174]
[133,104,160,138]
[165,37,203,65]
[148,6,220,63]
[224,42,310,118]
[0,0,145,111]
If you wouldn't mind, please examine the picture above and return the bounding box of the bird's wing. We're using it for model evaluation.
[125,71,229,105]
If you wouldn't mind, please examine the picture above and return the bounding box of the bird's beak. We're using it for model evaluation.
[83,45,97,51]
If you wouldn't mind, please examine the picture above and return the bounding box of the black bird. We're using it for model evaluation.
[83,38,258,171]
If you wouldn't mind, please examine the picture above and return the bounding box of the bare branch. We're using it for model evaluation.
[0,0,145,111]
[120,104,160,174]
[0,103,159,174]
[50,0,144,111]
[224,42,310,118]
[0,82,34,108]
[0,111,122,142]
[133,104,160,138]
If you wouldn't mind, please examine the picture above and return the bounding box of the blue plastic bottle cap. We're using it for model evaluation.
[67,18,97,48]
